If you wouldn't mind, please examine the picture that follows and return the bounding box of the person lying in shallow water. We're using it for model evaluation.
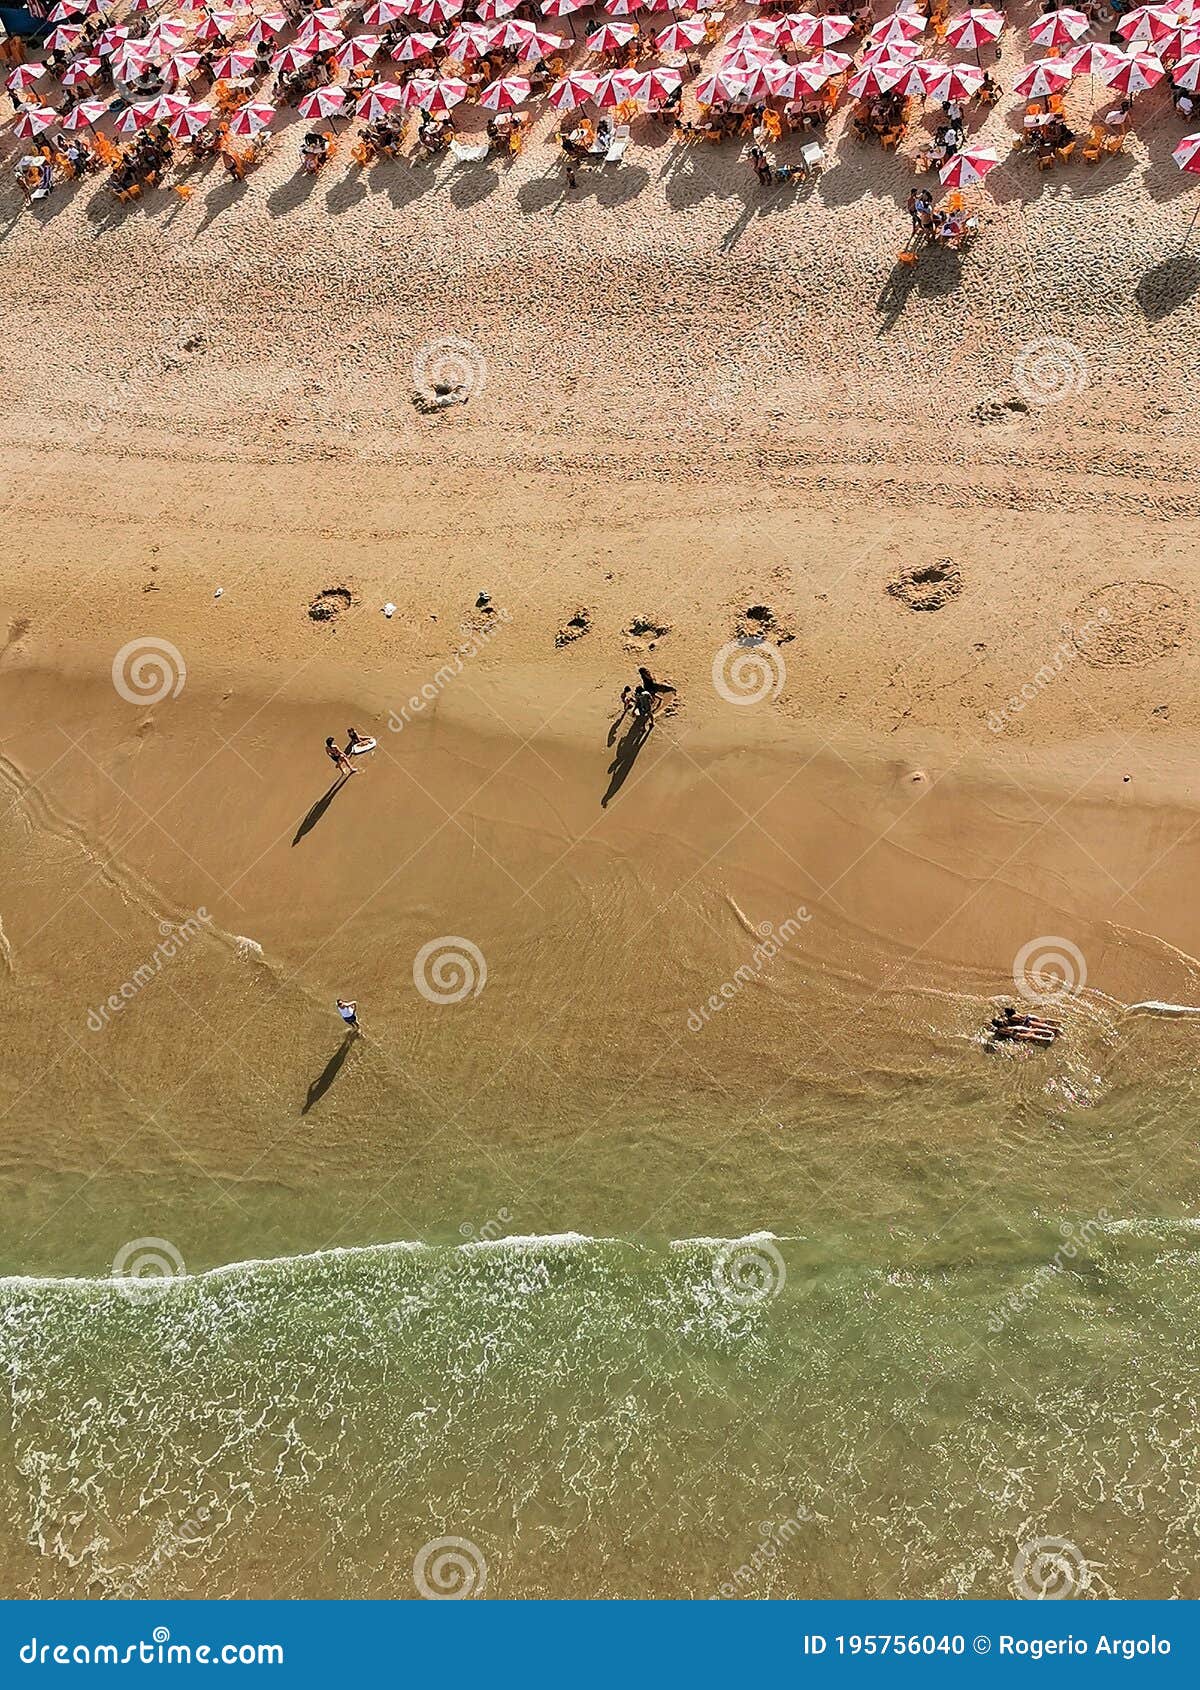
[989,1005,1062,1045]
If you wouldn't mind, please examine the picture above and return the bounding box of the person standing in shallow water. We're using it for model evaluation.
[336,998,360,1034]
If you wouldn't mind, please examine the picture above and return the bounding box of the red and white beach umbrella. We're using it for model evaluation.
[785,12,852,49]
[444,21,492,58]
[413,0,464,23]
[601,0,643,12]
[477,0,518,14]
[13,105,59,138]
[210,48,256,79]
[866,11,926,48]
[1065,41,1126,77]
[45,23,86,50]
[862,38,922,65]
[1118,5,1181,44]
[146,17,188,53]
[112,99,158,132]
[410,75,468,115]
[1173,129,1200,170]
[548,69,600,109]
[1012,57,1073,99]
[1172,48,1200,88]
[919,60,984,102]
[889,58,935,97]
[356,81,407,119]
[484,17,537,51]
[479,74,531,109]
[1102,48,1167,93]
[225,100,276,136]
[295,24,345,54]
[586,20,637,51]
[362,0,409,20]
[305,6,345,27]
[336,33,382,69]
[96,25,129,55]
[247,8,289,45]
[938,142,998,186]
[767,59,831,99]
[725,18,782,51]
[721,45,774,73]
[846,58,908,99]
[540,0,588,13]
[161,50,203,85]
[808,50,853,79]
[271,46,314,76]
[298,85,349,119]
[6,64,46,91]
[586,68,636,105]
[61,55,101,85]
[60,96,109,128]
[694,68,748,104]
[943,8,1004,51]
[111,45,155,82]
[630,65,682,103]
[192,10,240,44]
[654,17,704,52]
[167,100,214,137]
[514,28,568,60]
[392,29,438,61]
[1028,8,1089,49]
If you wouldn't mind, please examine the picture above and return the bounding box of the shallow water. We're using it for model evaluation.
[3,1066,1199,1600]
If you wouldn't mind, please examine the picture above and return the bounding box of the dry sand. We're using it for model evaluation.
[3,19,1200,1262]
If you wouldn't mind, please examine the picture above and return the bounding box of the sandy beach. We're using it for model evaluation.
[4,0,1200,1599]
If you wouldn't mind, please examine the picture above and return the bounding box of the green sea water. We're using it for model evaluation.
[3,1065,1200,1600]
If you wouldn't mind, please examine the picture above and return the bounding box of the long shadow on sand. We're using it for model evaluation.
[875,248,963,334]
[1136,251,1200,321]
[293,774,351,845]
[302,1033,357,1115]
[601,715,654,809]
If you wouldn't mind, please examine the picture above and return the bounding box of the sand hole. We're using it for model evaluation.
[888,558,963,613]
[1068,582,1189,669]
[555,608,591,648]
[308,587,353,624]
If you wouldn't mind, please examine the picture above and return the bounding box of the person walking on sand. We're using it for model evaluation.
[325,735,357,778]
[336,998,360,1033]
[637,666,676,710]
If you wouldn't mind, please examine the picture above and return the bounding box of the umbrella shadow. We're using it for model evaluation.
[301,1032,357,1115]
[293,773,351,845]
[601,714,654,809]
[1136,251,1200,320]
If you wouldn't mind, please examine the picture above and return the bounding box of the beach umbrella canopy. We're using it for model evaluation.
[335,33,383,68]
[225,100,276,135]
[477,0,519,13]
[846,58,908,98]
[246,8,289,44]
[919,60,984,101]
[356,80,407,118]
[13,105,60,138]
[271,46,314,75]
[540,0,588,12]
[60,96,109,127]
[809,49,853,79]
[943,8,1004,50]
[1102,47,1167,92]
[785,12,852,48]
[62,57,103,86]
[146,17,188,52]
[96,25,129,55]
[1173,129,1200,170]
[1028,8,1089,48]
[210,48,256,79]
[694,68,748,103]
[866,11,926,47]
[1118,5,1182,43]
[444,21,492,57]
[513,27,568,60]
[1066,41,1127,76]
[408,75,468,114]
[412,0,464,22]
[295,24,345,53]
[362,0,408,19]
[297,85,348,119]
[862,38,922,64]
[938,141,998,186]
[191,11,237,43]
[725,18,782,50]
[766,59,831,98]
[654,17,705,51]
[479,74,531,109]
[45,23,86,50]
[112,98,159,131]
[889,58,936,97]
[162,50,203,85]
[1012,57,1073,98]
[548,69,600,109]
[628,65,682,102]
[6,64,47,90]
[1172,48,1200,87]
[721,45,775,72]
[390,29,437,61]
[601,0,643,12]
[586,20,638,50]
[167,99,214,137]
